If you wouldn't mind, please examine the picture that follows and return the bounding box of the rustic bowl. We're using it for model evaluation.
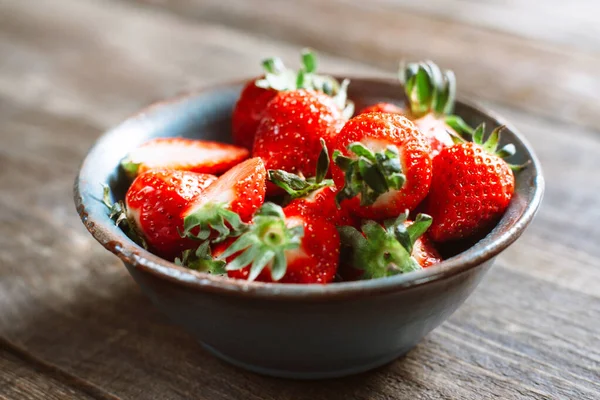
[74,78,544,379]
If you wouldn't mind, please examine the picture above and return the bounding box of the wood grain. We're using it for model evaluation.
[346,0,600,53]
[0,339,119,400]
[127,0,600,131]
[0,0,599,398]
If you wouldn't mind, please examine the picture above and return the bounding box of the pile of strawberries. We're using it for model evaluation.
[105,50,520,284]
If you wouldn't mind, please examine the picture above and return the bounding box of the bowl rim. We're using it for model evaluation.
[74,76,545,301]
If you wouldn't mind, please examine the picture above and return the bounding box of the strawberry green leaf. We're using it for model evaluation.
[497,143,516,159]
[334,143,406,207]
[262,57,285,74]
[423,61,444,113]
[440,70,457,115]
[338,216,428,280]
[483,125,504,153]
[315,138,330,184]
[268,139,333,199]
[120,159,141,178]
[301,49,317,74]
[175,241,226,275]
[445,115,475,137]
[255,49,353,118]
[102,185,148,250]
[406,213,433,246]
[216,203,304,282]
[182,202,246,243]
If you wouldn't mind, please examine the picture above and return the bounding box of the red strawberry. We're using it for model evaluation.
[214,202,340,284]
[332,112,432,220]
[181,157,267,242]
[253,88,351,195]
[426,124,516,242]
[338,212,441,280]
[359,102,404,115]
[267,139,353,226]
[284,186,354,227]
[232,79,278,150]
[412,233,442,268]
[108,170,217,260]
[121,138,248,178]
[232,49,350,150]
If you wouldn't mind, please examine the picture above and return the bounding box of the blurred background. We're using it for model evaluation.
[1,1,599,399]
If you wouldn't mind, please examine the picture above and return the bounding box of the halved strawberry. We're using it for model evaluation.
[102,169,217,260]
[338,211,441,280]
[332,112,432,220]
[232,49,352,150]
[181,157,267,242]
[121,137,249,178]
[214,202,340,284]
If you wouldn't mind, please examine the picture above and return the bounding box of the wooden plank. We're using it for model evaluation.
[0,339,119,400]
[0,0,598,398]
[125,0,600,131]
[0,0,380,128]
[345,0,600,53]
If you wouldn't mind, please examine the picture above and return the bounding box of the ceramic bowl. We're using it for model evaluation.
[74,78,544,379]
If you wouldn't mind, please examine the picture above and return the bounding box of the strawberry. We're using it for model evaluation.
[253,89,345,193]
[232,49,351,150]
[102,169,218,260]
[121,138,248,178]
[181,157,266,242]
[426,124,517,242]
[338,211,441,280]
[332,112,432,220]
[267,139,353,226]
[214,202,340,284]
[253,87,353,195]
[359,102,404,115]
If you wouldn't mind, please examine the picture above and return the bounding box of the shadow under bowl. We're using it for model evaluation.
[74,78,544,379]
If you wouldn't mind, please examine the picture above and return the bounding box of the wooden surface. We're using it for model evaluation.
[0,0,598,399]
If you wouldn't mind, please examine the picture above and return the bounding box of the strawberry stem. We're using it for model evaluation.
[217,203,304,282]
[338,211,432,279]
[333,143,406,207]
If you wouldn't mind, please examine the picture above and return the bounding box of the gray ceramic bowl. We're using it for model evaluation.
[74,78,544,379]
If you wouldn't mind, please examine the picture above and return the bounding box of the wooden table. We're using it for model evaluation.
[1,1,598,398]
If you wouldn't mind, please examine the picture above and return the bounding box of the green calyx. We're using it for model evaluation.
[268,138,334,199]
[255,49,354,118]
[399,60,473,137]
[120,158,141,179]
[102,185,148,249]
[333,143,406,207]
[216,203,304,282]
[174,241,226,275]
[452,123,527,171]
[182,202,246,243]
[338,211,432,279]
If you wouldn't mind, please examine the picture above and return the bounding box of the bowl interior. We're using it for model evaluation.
[75,78,544,296]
